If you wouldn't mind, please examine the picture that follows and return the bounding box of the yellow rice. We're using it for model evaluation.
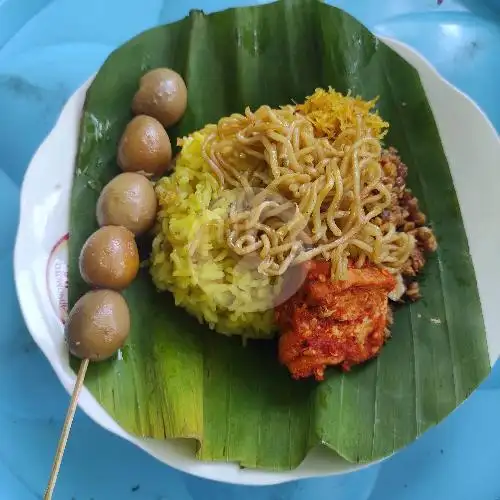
[150,129,276,338]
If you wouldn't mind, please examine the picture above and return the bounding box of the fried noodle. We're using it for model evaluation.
[201,89,414,279]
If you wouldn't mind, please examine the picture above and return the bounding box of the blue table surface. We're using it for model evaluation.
[1,0,500,499]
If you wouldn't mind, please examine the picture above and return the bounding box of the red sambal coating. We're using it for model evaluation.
[275,260,396,381]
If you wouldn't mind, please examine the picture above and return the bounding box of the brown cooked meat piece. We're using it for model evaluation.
[379,148,438,299]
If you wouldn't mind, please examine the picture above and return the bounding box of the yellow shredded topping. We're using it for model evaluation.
[296,87,389,140]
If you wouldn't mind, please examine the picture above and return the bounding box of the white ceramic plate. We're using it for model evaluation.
[14,36,500,485]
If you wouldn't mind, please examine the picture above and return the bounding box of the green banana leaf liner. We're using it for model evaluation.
[68,0,490,470]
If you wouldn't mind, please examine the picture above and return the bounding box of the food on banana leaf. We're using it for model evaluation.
[79,225,140,290]
[65,289,131,361]
[117,115,173,177]
[68,1,489,469]
[96,172,158,236]
[67,66,187,365]
[132,68,188,128]
[150,88,437,378]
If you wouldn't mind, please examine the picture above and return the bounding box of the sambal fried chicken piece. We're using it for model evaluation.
[276,261,396,381]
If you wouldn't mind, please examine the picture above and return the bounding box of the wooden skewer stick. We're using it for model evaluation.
[44,358,90,500]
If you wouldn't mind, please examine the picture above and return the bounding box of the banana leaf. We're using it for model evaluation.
[68,0,490,470]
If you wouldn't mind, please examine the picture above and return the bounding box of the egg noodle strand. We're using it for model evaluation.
[201,99,414,279]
